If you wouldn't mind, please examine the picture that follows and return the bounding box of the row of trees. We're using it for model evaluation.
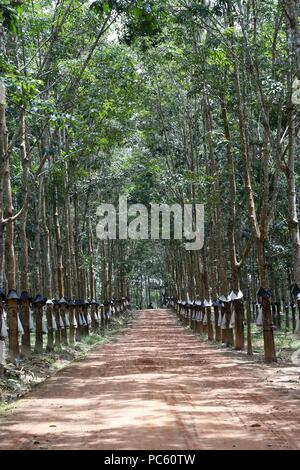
[149,0,300,363]
[0,1,300,364]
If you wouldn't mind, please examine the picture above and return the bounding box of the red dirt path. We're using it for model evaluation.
[0,309,300,450]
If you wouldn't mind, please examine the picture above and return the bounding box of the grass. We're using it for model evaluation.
[0,311,133,409]
[251,325,300,362]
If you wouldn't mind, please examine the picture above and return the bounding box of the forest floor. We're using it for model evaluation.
[0,309,300,450]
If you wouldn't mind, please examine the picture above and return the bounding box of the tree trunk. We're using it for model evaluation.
[7,299,19,362]
[19,109,29,292]
[20,299,30,356]
[46,303,54,351]
[33,181,42,293]
[54,188,64,298]
[282,7,300,323]
[231,23,276,361]
[4,159,16,290]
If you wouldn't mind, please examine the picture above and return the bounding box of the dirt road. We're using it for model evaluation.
[0,309,300,450]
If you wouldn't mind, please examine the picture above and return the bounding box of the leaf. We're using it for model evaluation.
[130,6,142,18]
